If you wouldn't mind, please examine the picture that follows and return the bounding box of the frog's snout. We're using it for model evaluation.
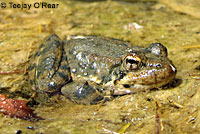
[154,63,177,86]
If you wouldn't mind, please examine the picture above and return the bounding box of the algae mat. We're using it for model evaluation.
[0,0,200,133]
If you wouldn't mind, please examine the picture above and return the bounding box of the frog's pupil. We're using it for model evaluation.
[126,59,139,65]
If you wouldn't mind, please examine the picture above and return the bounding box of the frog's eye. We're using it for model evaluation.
[123,54,142,70]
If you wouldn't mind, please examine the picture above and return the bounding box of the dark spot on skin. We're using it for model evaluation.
[123,84,130,88]
[118,70,126,79]
[122,43,128,47]
[113,70,127,85]
[28,63,36,71]
[156,63,162,68]
[29,80,34,85]
[39,43,45,49]
[160,76,165,79]
[57,71,69,80]
[60,64,70,70]
[140,62,145,67]
[34,51,41,57]
[146,98,152,101]
[114,80,117,85]
[90,62,97,69]
[61,54,68,61]
[84,81,89,85]
[78,62,87,69]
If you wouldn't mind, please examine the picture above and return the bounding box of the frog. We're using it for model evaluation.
[28,34,177,105]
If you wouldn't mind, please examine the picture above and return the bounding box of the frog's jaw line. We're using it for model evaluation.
[113,79,173,95]
[113,84,153,95]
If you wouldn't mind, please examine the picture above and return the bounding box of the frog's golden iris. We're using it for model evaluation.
[123,54,142,70]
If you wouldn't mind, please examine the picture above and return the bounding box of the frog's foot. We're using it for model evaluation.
[96,95,114,106]
[61,81,105,105]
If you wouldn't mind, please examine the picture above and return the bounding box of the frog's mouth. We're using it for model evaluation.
[112,63,177,95]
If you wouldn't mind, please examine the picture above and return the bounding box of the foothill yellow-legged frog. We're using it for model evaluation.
[28,34,177,104]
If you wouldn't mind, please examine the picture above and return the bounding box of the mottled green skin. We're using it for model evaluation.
[28,35,71,93]
[28,34,176,104]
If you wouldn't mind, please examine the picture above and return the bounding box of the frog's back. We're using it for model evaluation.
[64,36,141,58]
[63,36,140,83]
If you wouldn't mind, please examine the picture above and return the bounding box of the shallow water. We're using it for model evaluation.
[0,0,200,133]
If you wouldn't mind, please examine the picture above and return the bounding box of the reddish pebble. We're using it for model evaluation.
[0,94,43,120]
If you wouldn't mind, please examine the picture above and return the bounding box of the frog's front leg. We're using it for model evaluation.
[61,81,112,105]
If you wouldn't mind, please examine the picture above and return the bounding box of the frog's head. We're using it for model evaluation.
[112,43,177,95]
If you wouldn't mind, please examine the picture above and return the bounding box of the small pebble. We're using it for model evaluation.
[15,130,22,134]
[27,126,34,129]
[83,72,88,76]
